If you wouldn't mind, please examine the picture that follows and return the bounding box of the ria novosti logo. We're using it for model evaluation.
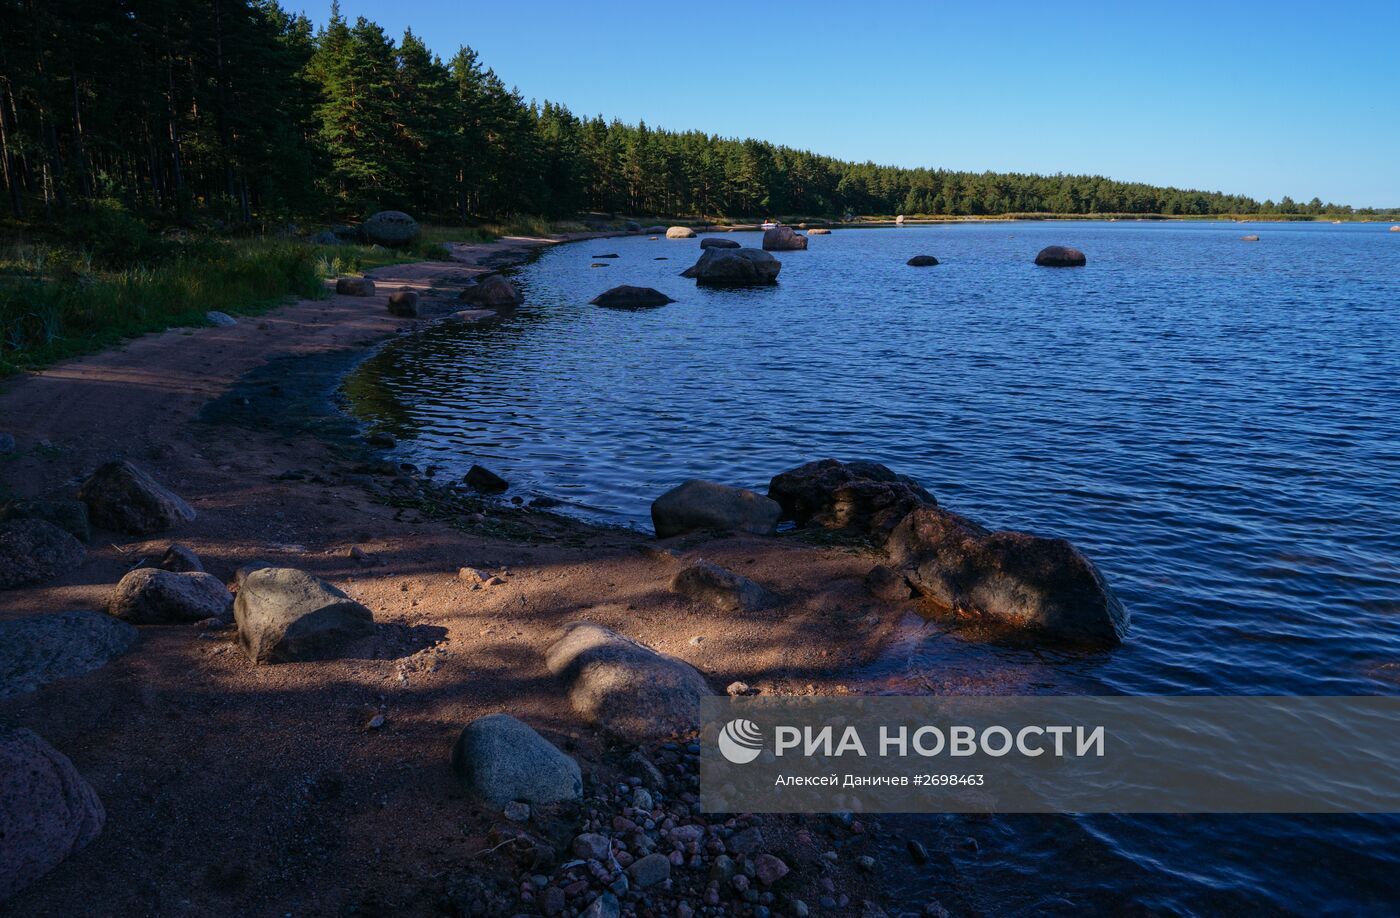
[717,718,764,764]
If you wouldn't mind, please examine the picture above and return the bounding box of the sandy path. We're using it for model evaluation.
[0,233,906,916]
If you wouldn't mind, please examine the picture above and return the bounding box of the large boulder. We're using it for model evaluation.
[0,520,86,590]
[767,459,935,543]
[107,568,231,624]
[0,727,105,902]
[335,276,376,296]
[0,610,137,700]
[361,210,420,248]
[671,560,772,612]
[700,237,740,249]
[651,479,781,538]
[233,567,374,663]
[907,255,940,267]
[887,506,1128,646]
[460,274,523,308]
[1034,245,1086,267]
[590,286,675,309]
[449,713,582,807]
[77,460,195,535]
[665,226,696,239]
[545,623,712,741]
[1,499,91,543]
[680,247,781,287]
[762,225,808,251]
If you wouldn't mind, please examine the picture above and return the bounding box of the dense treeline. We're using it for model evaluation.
[1,0,1384,227]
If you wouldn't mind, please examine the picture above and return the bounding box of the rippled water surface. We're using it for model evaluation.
[348,222,1400,915]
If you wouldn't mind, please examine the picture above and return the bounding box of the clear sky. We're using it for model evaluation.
[308,1,1400,207]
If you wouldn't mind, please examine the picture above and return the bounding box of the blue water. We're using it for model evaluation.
[347,221,1400,915]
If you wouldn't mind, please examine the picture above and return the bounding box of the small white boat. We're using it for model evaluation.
[760,221,778,230]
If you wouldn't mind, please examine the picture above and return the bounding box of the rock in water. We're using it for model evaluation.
[768,458,936,543]
[671,560,772,612]
[665,226,696,239]
[459,274,523,308]
[449,713,582,806]
[0,499,91,543]
[700,237,741,249]
[465,464,509,494]
[651,479,782,538]
[807,227,832,235]
[0,727,105,901]
[107,568,232,624]
[1241,234,1260,242]
[233,567,374,663]
[590,286,675,309]
[907,255,939,266]
[886,506,1128,646]
[762,225,808,251]
[1034,245,1087,267]
[361,210,420,248]
[0,520,86,590]
[545,622,712,741]
[680,247,782,286]
[387,289,419,317]
[335,276,376,296]
[78,460,195,535]
[0,611,137,700]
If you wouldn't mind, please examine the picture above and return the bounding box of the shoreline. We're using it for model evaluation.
[0,231,928,916]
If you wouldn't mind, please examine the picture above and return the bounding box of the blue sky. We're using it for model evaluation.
[310,1,1400,207]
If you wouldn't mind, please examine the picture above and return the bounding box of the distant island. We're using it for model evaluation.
[2,2,1393,226]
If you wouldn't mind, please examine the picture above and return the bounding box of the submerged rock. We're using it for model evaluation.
[0,726,105,901]
[387,289,419,317]
[700,237,741,249]
[671,559,772,612]
[546,622,712,741]
[887,506,1128,646]
[680,247,781,286]
[907,255,940,266]
[651,479,781,538]
[78,460,195,535]
[335,276,376,296]
[1033,245,1086,267]
[768,458,935,543]
[0,520,86,590]
[361,210,420,248]
[665,226,696,239]
[0,610,137,700]
[762,225,808,251]
[1,499,91,543]
[234,567,374,663]
[590,285,675,309]
[459,274,523,308]
[449,713,582,806]
[107,568,231,624]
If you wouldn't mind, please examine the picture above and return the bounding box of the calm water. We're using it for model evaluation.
[348,222,1400,915]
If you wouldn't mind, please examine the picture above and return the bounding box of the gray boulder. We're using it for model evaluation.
[546,622,712,741]
[762,225,808,251]
[460,274,523,308]
[205,311,237,327]
[590,285,675,309]
[0,610,137,700]
[1034,245,1086,267]
[680,247,781,287]
[671,560,772,612]
[700,237,741,249]
[107,568,230,624]
[387,289,419,317]
[651,479,781,538]
[1,499,90,543]
[78,460,195,535]
[335,276,376,296]
[361,210,420,248]
[233,567,374,663]
[768,458,935,543]
[0,726,105,902]
[449,713,582,806]
[887,506,1128,646]
[0,520,85,590]
[665,226,696,239]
